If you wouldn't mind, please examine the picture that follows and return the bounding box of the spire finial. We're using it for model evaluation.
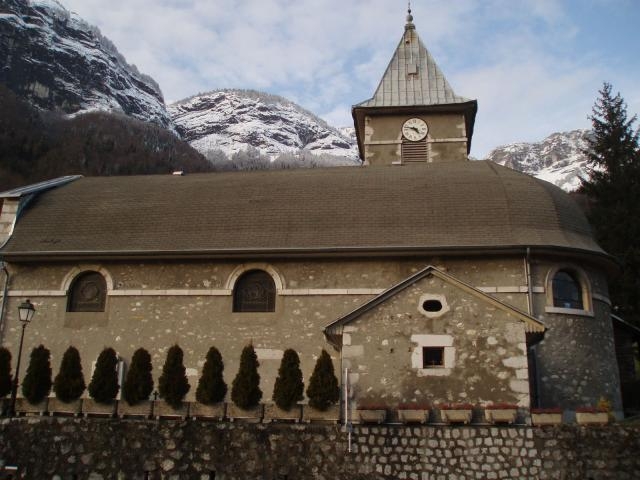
[405,1,414,29]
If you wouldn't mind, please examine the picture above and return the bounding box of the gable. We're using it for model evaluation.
[324,265,545,340]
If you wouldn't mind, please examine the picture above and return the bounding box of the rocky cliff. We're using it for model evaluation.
[0,0,172,129]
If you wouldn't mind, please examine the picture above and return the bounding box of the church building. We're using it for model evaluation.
[0,11,623,418]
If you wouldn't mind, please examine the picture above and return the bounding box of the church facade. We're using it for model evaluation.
[0,13,623,418]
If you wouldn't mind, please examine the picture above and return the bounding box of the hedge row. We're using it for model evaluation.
[0,345,339,411]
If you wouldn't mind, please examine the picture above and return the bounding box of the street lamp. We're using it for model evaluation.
[8,299,35,416]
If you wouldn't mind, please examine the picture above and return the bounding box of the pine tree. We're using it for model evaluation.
[231,344,262,409]
[272,348,304,411]
[88,347,119,404]
[158,344,190,408]
[0,347,12,398]
[195,346,227,405]
[581,82,640,325]
[122,348,154,406]
[53,346,85,403]
[21,345,52,404]
[306,349,339,411]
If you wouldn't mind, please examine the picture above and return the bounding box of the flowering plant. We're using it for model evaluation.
[397,402,430,410]
[439,403,474,410]
[531,407,562,414]
[356,403,387,410]
[575,406,607,413]
[484,403,518,410]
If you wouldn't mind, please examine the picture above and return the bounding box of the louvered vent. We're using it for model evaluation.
[401,139,428,163]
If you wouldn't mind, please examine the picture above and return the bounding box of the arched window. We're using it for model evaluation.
[233,270,276,312]
[552,270,583,310]
[67,271,107,312]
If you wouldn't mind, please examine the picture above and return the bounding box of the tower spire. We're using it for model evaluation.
[405,1,415,30]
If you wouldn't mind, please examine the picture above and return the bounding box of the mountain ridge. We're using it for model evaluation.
[168,89,359,161]
[484,129,591,191]
[0,0,173,129]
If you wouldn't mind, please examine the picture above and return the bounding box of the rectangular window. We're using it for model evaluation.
[422,346,444,368]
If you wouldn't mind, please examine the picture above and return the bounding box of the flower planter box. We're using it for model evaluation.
[398,409,430,424]
[531,412,563,426]
[118,400,152,418]
[14,398,48,416]
[189,402,226,420]
[576,411,608,425]
[440,408,473,424]
[82,399,117,417]
[226,403,264,422]
[153,401,189,419]
[356,409,387,424]
[302,404,340,423]
[48,398,82,416]
[263,404,302,423]
[484,408,517,425]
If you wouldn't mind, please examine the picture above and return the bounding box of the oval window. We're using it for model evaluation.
[422,300,443,312]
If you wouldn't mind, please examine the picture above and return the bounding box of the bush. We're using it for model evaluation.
[272,348,304,410]
[53,346,86,403]
[195,346,227,405]
[0,347,12,399]
[122,348,154,406]
[306,349,339,411]
[231,344,262,409]
[158,345,190,408]
[88,347,119,404]
[21,345,52,404]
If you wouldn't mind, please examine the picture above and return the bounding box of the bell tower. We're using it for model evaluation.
[352,7,477,166]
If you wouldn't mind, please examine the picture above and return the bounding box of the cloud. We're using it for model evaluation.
[59,0,640,155]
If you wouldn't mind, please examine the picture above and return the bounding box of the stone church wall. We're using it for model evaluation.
[530,260,622,412]
[0,418,638,479]
[345,274,530,408]
[0,255,620,410]
[363,113,468,165]
[1,257,529,403]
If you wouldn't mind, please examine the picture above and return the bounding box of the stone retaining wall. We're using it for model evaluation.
[0,418,638,479]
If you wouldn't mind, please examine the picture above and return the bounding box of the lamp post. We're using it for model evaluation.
[8,299,35,416]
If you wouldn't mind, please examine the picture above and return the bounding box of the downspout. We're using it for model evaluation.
[524,247,542,407]
[524,247,534,315]
[0,261,9,343]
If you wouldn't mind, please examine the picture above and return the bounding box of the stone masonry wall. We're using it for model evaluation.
[0,418,638,479]
[0,257,529,404]
[346,273,530,408]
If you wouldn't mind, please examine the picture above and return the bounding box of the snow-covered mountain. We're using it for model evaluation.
[0,0,172,130]
[169,90,359,161]
[484,129,591,191]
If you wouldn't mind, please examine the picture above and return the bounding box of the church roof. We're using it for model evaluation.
[0,161,610,263]
[355,16,472,108]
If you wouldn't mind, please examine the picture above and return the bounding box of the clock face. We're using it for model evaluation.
[402,118,428,141]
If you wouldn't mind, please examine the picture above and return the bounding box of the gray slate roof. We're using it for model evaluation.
[0,162,607,261]
[355,21,472,108]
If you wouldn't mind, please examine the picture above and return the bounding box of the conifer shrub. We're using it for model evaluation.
[195,346,227,405]
[0,347,12,398]
[306,349,339,411]
[272,348,304,411]
[88,347,120,404]
[231,344,262,409]
[158,344,190,408]
[122,348,154,406]
[21,345,52,404]
[53,346,86,403]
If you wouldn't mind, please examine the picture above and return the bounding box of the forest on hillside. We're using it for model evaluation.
[0,85,214,191]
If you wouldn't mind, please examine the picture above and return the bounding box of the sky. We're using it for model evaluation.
[58,0,640,158]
